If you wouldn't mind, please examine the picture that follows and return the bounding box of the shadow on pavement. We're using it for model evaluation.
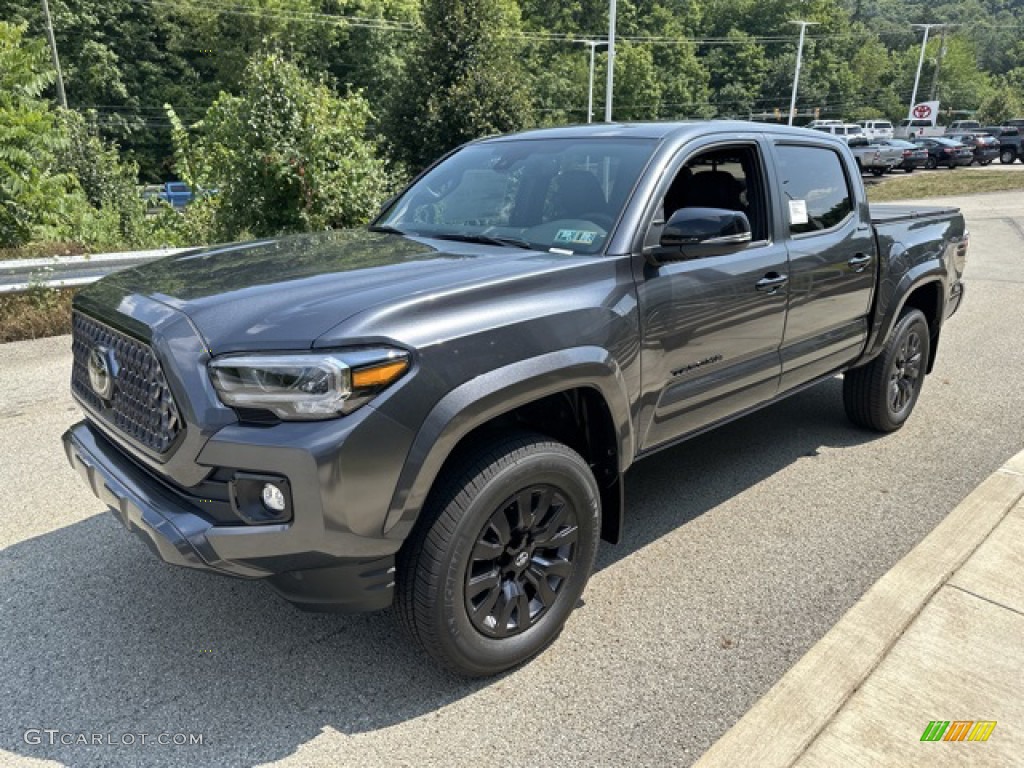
[0,377,876,767]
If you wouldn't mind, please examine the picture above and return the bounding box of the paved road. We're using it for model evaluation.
[1,193,1022,768]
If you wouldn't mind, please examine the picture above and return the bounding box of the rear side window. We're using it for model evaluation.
[775,145,853,235]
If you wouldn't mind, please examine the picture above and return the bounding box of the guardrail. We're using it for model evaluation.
[0,248,194,295]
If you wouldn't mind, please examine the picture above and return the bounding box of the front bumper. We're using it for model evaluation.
[63,421,397,612]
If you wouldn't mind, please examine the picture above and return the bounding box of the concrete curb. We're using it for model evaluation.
[694,449,1024,768]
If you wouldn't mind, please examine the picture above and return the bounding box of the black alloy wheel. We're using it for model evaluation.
[396,432,600,676]
[887,322,925,421]
[843,308,931,432]
[465,485,578,638]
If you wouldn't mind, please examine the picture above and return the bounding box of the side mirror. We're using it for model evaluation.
[653,207,752,263]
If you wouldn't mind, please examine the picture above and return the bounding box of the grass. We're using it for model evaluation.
[0,288,76,343]
[867,169,1024,202]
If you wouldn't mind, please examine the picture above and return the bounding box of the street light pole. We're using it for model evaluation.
[909,24,941,118]
[40,0,67,108]
[788,20,818,126]
[605,0,616,123]
[575,40,606,123]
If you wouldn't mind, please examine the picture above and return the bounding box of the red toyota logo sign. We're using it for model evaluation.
[913,104,932,119]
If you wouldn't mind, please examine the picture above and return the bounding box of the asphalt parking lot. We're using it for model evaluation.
[1,192,1022,768]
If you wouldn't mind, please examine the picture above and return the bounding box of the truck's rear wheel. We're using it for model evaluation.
[396,432,600,677]
[1001,149,1017,164]
[843,308,931,432]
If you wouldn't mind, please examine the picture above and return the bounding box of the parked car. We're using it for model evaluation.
[946,120,981,134]
[1000,118,1024,128]
[856,119,895,141]
[981,126,1024,164]
[63,121,968,676]
[945,133,1000,165]
[812,123,865,141]
[848,137,902,175]
[875,139,929,173]
[895,119,946,139]
[913,137,974,169]
[805,119,843,129]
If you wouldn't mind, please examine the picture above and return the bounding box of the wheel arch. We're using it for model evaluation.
[857,266,947,373]
[383,347,634,546]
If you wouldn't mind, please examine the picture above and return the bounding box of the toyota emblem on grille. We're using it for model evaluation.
[87,346,115,401]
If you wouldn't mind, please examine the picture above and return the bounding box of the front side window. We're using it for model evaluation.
[645,143,769,250]
[379,138,656,254]
[775,145,853,235]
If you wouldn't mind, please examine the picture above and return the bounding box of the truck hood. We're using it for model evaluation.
[84,230,573,353]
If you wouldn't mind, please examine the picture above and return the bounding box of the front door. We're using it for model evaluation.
[635,140,789,451]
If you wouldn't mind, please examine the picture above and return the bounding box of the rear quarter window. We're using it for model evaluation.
[775,145,854,235]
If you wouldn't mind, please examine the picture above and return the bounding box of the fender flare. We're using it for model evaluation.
[381,346,634,541]
[856,261,947,368]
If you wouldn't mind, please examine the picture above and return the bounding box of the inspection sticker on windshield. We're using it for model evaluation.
[788,199,809,226]
[555,229,598,245]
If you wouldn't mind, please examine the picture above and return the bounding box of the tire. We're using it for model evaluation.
[871,168,884,177]
[843,308,931,433]
[925,156,937,170]
[396,431,601,677]
[1000,149,1017,165]
[904,167,914,174]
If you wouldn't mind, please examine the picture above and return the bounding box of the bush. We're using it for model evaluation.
[173,51,390,240]
[0,22,72,247]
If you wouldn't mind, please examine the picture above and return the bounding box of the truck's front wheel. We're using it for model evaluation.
[843,308,931,432]
[396,432,600,676]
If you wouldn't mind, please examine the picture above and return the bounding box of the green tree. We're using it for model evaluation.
[185,51,390,238]
[0,22,71,246]
[387,0,532,171]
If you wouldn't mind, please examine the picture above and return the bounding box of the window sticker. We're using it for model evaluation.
[554,229,598,245]
[788,199,809,226]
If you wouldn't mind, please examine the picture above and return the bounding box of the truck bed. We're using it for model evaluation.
[870,203,960,225]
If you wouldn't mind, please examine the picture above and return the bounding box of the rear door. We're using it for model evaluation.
[768,141,876,391]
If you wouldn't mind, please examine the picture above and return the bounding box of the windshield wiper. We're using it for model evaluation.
[368,224,407,235]
[430,233,535,250]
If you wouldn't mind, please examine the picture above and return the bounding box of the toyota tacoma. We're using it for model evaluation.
[64,122,968,676]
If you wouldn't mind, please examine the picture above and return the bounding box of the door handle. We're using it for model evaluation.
[848,254,873,273]
[755,273,788,294]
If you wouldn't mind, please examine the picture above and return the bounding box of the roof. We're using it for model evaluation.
[481,120,828,144]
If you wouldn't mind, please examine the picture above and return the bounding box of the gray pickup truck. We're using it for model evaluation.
[63,122,968,676]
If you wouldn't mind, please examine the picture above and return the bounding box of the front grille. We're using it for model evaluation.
[71,311,183,454]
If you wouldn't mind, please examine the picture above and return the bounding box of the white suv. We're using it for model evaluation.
[811,123,866,141]
[857,120,894,140]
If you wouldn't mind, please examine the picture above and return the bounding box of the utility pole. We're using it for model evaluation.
[575,40,607,123]
[788,20,819,126]
[929,26,947,101]
[40,0,67,108]
[909,24,942,118]
[605,0,616,123]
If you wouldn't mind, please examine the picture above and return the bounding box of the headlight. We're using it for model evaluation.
[209,348,409,420]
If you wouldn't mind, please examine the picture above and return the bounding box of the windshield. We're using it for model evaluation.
[378,138,657,254]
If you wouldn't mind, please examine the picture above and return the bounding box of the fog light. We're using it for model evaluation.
[262,483,286,512]
[229,472,292,525]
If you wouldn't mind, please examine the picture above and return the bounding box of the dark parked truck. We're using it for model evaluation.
[64,122,968,676]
